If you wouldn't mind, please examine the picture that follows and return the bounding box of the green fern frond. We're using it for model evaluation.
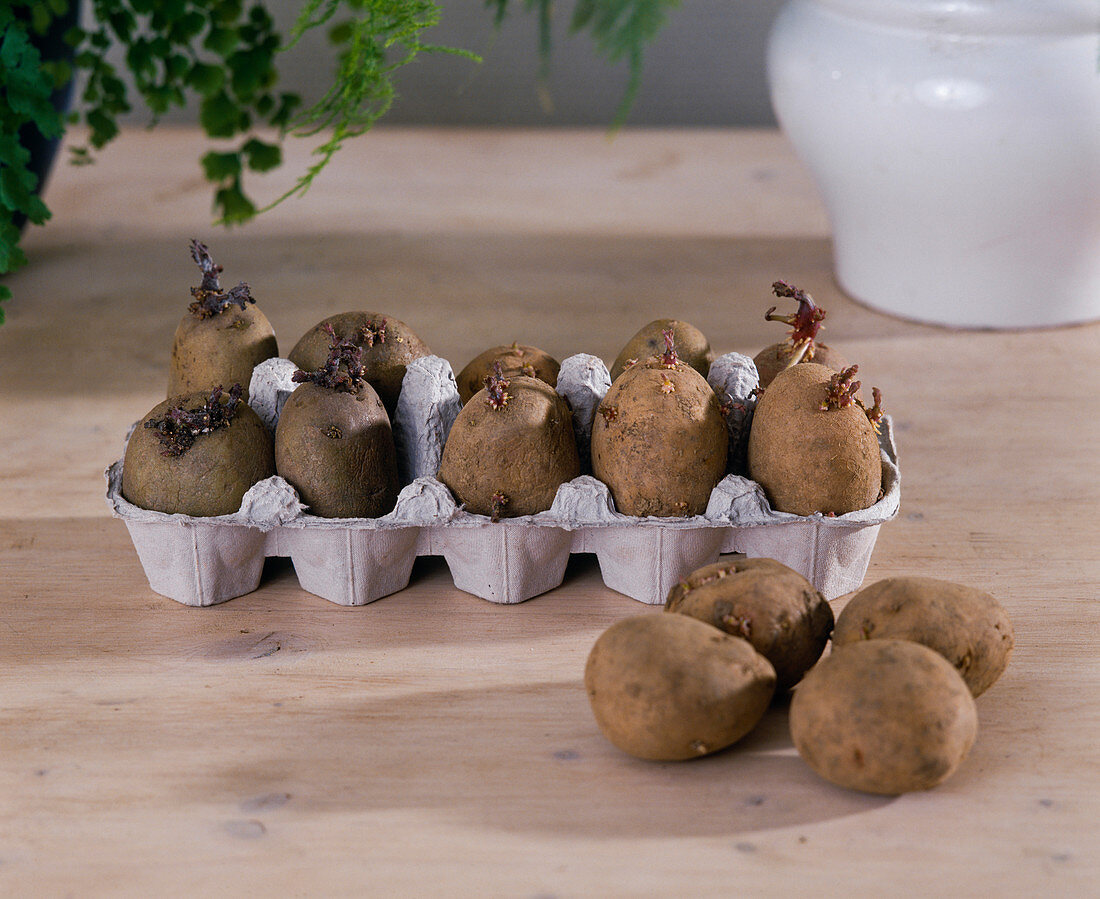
[266,0,479,209]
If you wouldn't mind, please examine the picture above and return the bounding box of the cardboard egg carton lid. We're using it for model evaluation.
[106,353,900,607]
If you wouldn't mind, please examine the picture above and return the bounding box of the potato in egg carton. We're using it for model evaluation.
[106,353,899,607]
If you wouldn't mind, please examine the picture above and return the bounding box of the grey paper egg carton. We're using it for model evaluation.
[106,353,900,607]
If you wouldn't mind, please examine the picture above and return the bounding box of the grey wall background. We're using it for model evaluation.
[121,1,784,127]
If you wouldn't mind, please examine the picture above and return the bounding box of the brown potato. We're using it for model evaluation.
[790,640,978,794]
[665,557,833,690]
[168,242,278,397]
[752,280,844,390]
[753,342,849,390]
[609,319,714,383]
[833,577,1014,697]
[592,351,728,517]
[275,380,399,519]
[747,362,882,516]
[456,344,560,404]
[585,613,776,761]
[123,387,275,516]
[438,374,579,518]
[288,312,431,416]
[169,304,278,398]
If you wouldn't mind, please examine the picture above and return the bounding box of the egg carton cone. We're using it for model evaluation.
[106,353,900,607]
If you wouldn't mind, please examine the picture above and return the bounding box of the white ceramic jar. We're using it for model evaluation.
[767,0,1100,328]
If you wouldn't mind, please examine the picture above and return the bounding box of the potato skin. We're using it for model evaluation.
[585,613,777,761]
[456,344,560,405]
[833,577,1014,697]
[274,381,399,519]
[168,305,278,398]
[790,640,978,794]
[122,392,275,516]
[609,319,714,383]
[747,362,881,516]
[288,312,431,416]
[753,342,848,390]
[592,359,728,517]
[438,376,580,518]
[665,557,833,690]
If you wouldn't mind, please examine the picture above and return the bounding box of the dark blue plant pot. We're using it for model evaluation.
[15,3,78,232]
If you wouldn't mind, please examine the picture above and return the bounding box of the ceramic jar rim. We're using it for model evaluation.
[806,0,1099,37]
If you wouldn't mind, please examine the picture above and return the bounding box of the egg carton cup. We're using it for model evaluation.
[106,353,900,607]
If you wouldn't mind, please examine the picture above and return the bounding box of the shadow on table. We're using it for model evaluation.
[189,679,893,839]
[3,230,933,400]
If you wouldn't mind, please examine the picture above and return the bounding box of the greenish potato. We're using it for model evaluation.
[123,389,274,517]
[288,312,431,417]
[275,380,399,519]
[609,318,714,383]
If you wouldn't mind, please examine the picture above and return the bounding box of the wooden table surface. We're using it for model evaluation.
[1,127,1097,896]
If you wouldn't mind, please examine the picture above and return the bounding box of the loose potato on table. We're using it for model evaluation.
[833,576,1014,696]
[585,613,776,761]
[790,640,978,795]
[665,557,833,691]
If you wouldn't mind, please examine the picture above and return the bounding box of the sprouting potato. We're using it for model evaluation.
[609,318,714,383]
[288,311,431,417]
[456,343,560,405]
[168,240,278,398]
[276,325,399,519]
[439,365,579,519]
[592,330,728,517]
[747,362,883,516]
[752,280,848,389]
[123,384,274,517]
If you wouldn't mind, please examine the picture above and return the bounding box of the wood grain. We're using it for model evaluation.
[0,127,1097,896]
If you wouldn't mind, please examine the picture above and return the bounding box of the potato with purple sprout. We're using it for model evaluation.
[275,325,399,519]
[123,384,275,516]
[168,240,278,398]
[289,312,431,417]
[752,281,849,389]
